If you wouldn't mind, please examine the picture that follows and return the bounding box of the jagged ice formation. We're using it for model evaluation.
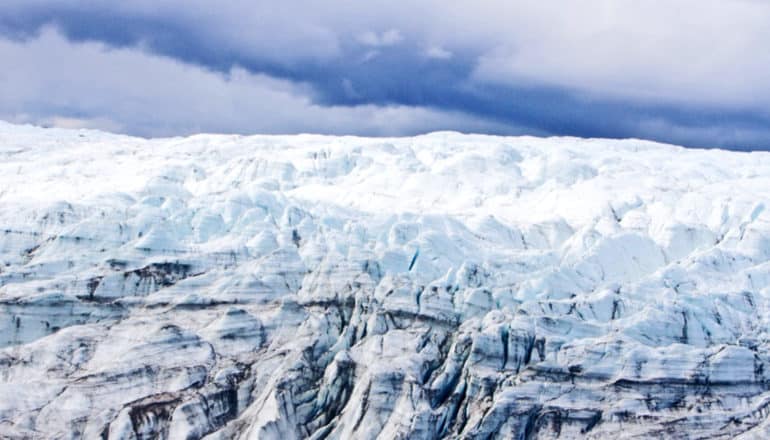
[2,122,770,438]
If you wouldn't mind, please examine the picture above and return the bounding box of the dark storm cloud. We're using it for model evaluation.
[2,1,770,149]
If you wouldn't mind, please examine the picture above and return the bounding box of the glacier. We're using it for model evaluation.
[1,121,770,438]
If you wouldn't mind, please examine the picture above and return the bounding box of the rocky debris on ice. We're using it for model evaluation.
[2,121,770,438]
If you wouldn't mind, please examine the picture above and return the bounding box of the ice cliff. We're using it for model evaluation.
[2,121,770,438]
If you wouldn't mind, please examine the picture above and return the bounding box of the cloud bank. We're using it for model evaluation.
[2,1,770,149]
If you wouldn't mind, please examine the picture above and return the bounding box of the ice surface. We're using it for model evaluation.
[2,121,770,438]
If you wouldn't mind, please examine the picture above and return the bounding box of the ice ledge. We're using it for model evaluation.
[1,122,770,438]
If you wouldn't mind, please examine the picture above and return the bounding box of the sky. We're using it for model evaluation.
[1,1,770,150]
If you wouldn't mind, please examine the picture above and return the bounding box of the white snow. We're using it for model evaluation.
[2,121,770,438]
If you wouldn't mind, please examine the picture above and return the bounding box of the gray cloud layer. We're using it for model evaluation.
[2,1,770,149]
[1,29,515,136]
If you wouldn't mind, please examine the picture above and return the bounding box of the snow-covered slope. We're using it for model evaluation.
[2,121,770,439]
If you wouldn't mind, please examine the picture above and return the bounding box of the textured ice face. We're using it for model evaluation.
[1,122,770,438]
